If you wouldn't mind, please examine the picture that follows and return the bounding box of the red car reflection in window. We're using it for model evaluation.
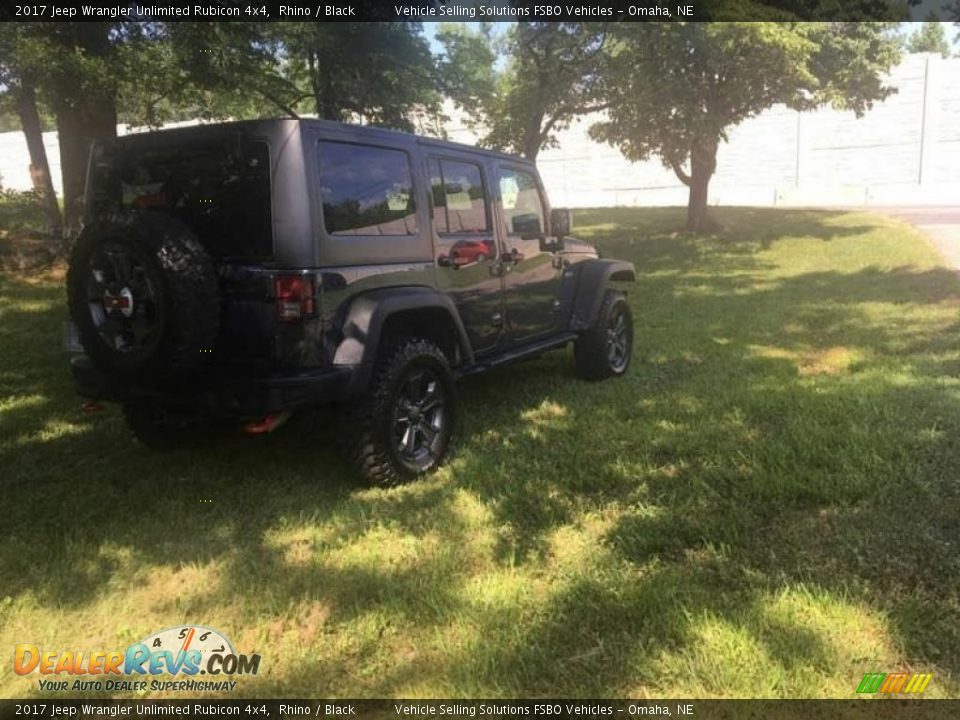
[449,239,494,266]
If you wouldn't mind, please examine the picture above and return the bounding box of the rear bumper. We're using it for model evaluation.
[70,355,354,417]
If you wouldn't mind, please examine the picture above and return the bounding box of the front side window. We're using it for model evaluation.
[498,168,544,238]
[318,141,417,236]
[428,159,489,234]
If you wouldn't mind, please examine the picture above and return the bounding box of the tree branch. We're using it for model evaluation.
[667,155,691,186]
[255,85,300,119]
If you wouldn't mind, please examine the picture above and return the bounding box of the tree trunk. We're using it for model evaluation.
[684,137,719,233]
[685,172,711,233]
[15,83,62,239]
[56,101,117,238]
[520,111,547,161]
[522,139,540,162]
[51,22,118,239]
[521,122,541,161]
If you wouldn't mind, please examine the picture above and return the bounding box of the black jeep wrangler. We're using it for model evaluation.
[67,120,635,484]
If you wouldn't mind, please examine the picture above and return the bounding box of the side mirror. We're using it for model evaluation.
[550,207,572,238]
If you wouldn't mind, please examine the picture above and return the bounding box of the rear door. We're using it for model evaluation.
[495,164,562,344]
[428,153,504,354]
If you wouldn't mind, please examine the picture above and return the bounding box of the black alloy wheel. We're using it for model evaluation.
[349,339,457,486]
[574,289,634,380]
[606,301,631,374]
[391,366,448,468]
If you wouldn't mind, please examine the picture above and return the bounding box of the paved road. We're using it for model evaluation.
[874,206,960,270]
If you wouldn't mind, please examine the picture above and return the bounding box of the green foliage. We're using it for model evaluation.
[268,23,442,131]
[436,23,497,120]
[438,22,607,159]
[8,22,122,119]
[591,23,901,230]
[154,23,298,124]
[0,189,46,234]
[906,19,951,57]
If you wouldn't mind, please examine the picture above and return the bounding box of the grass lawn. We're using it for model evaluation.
[1,206,959,699]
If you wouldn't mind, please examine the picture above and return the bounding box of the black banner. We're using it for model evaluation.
[0,700,958,720]
[0,0,937,23]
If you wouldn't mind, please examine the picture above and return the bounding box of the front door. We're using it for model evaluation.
[429,156,504,354]
[495,165,562,344]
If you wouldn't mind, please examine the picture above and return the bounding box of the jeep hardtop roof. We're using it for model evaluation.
[113,118,535,167]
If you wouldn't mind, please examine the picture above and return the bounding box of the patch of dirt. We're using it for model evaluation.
[297,601,332,644]
[797,346,862,376]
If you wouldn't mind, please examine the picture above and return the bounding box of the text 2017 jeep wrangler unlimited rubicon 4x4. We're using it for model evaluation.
[67,120,635,484]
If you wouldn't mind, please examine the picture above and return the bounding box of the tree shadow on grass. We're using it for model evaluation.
[3,206,960,696]
[421,254,960,692]
[575,206,883,272]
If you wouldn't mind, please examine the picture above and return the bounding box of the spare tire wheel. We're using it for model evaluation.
[66,210,220,382]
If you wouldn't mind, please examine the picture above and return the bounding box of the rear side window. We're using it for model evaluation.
[88,136,273,258]
[428,159,489,234]
[318,141,418,236]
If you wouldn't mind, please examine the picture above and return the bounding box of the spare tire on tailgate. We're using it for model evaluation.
[67,210,220,383]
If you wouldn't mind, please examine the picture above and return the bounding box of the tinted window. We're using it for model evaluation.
[89,136,273,258]
[498,168,544,238]
[428,159,489,234]
[318,141,417,236]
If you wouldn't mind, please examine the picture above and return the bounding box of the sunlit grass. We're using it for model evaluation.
[1,207,959,698]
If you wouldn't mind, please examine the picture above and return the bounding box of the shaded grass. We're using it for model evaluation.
[1,206,959,698]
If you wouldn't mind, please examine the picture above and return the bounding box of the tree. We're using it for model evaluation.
[438,22,609,160]
[44,23,123,234]
[161,23,443,132]
[0,24,62,238]
[268,23,441,130]
[907,17,951,56]
[591,23,901,232]
[1,21,444,239]
[159,23,299,123]
[0,22,129,234]
[435,24,497,124]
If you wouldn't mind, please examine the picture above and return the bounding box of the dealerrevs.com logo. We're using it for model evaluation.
[14,626,261,693]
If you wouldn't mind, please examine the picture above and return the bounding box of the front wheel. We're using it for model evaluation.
[574,290,634,381]
[349,339,457,486]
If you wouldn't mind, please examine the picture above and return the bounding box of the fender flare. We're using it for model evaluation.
[333,286,474,390]
[569,259,636,331]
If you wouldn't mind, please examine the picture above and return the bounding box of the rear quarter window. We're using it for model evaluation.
[317,141,418,237]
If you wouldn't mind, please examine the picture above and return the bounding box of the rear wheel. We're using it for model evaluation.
[123,402,209,451]
[349,339,457,486]
[574,290,633,381]
[67,210,220,384]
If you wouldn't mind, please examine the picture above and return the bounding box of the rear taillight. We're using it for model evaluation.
[274,274,316,322]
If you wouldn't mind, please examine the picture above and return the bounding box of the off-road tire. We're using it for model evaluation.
[349,339,457,486]
[574,290,633,381]
[67,210,220,384]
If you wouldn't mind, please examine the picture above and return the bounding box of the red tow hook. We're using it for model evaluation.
[243,411,293,435]
[81,401,104,413]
